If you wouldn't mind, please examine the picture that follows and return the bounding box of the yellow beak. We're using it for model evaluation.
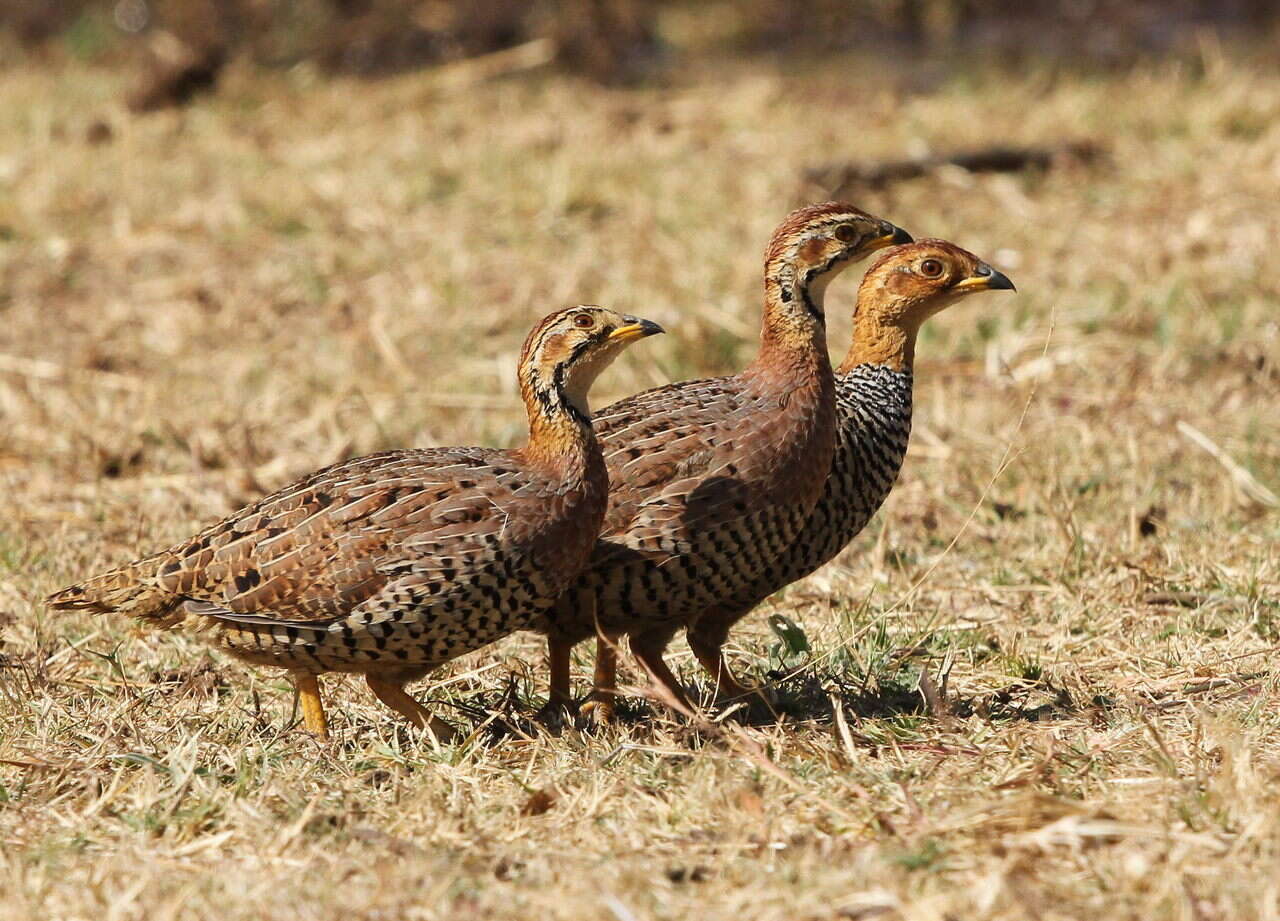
[868,224,914,251]
[608,317,666,342]
[952,265,1017,292]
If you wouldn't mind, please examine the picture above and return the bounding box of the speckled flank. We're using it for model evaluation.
[46,306,660,732]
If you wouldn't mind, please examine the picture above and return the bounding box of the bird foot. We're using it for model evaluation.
[579,695,616,725]
[421,717,459,745]
[534,698,578,734]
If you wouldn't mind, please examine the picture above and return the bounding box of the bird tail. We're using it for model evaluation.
[46,556,180,623]
[183,599,340,667]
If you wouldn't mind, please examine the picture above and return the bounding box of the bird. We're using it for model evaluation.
[47,305,664,740]
[541,202,913,718]
[591,239,1015,715]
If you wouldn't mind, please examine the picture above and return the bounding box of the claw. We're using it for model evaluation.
[580,697,616,725]
[534,699,577,734]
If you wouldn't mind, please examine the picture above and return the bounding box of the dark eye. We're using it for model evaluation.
[834,224,858,243]
[919,259,944,278]
[573,313,595,329]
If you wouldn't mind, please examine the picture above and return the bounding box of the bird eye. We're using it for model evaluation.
[573,313,595,329]
[833,224,858,243]
[919,259,944,278]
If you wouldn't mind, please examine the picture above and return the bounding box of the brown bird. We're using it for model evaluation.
[47,306,663,740]
[542,203,912,717]
[592,239,1015,714]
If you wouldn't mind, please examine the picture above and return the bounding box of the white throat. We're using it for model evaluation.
[806,258,857,316]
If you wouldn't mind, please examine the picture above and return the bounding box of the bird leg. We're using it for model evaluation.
[365,675,457,743]
[535,633,578,731]
[294,673,329,740]
[687,614,760,704]
[547,633,574,711]
[688,639,757,703]
[581,632,619,723]
[629,627,696,715]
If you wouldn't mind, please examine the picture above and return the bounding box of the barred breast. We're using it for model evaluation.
[779,364,913,583]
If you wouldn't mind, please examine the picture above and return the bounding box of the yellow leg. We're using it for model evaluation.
[582,634,618,723]
[365,675,457,743]
[688,609,765,705]
[295,673,329,740]
[688,636,757,702]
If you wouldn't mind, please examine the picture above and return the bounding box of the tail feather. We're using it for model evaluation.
[46,559,179,623]
[183,598,338,667]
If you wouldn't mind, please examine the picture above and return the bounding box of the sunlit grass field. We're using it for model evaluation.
[1,42,1279,920]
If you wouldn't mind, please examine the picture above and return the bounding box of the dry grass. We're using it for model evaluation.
[2,42,1279,921]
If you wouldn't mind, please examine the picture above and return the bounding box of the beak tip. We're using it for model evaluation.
[986,269,1016,292]
[615,316,666,340]
[891,226,914,245]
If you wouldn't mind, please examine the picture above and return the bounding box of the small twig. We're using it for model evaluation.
[1139,712,1183,780]
[428,39,556,94]
[0,353,143,391]
[830,694,860,765]
[1177,420,1279,508]
[366,309,416,386]
[1143,591,1218,608]
[272,792,324,856]
[916,667,954,727]
[0,757,63,771]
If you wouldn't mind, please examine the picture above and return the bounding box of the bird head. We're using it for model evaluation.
[520,306,664,422]
[840,239,1015,373]
[855,239,1016,327]
[764,202,913,325]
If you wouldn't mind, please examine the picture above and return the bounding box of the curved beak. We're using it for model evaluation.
[953,263,1016,293]
[868,222,914,250]
[608,316,666,342]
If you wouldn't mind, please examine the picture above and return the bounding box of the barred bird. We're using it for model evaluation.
[591,239,1015,717]
[541,203,913,715]
[48,306,663,740]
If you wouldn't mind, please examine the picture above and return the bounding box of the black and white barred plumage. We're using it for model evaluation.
[780,363,913,584]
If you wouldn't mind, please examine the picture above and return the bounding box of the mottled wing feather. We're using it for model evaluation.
[591,376,756,544]
[548,351,838,641]
[155,448,528,625]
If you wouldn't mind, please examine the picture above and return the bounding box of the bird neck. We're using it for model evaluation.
[839,313,919,374]
[754,262,833,382]
[519,371,598,477]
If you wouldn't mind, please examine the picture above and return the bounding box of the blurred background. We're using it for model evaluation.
[5,1,1280,91]
[4,1,1280,103]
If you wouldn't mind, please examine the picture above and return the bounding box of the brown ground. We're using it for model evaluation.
[1,42,1278,921]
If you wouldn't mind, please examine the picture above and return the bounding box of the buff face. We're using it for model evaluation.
[859,239,1016,328]
[523,307,664,417]
[766,204,913,323]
